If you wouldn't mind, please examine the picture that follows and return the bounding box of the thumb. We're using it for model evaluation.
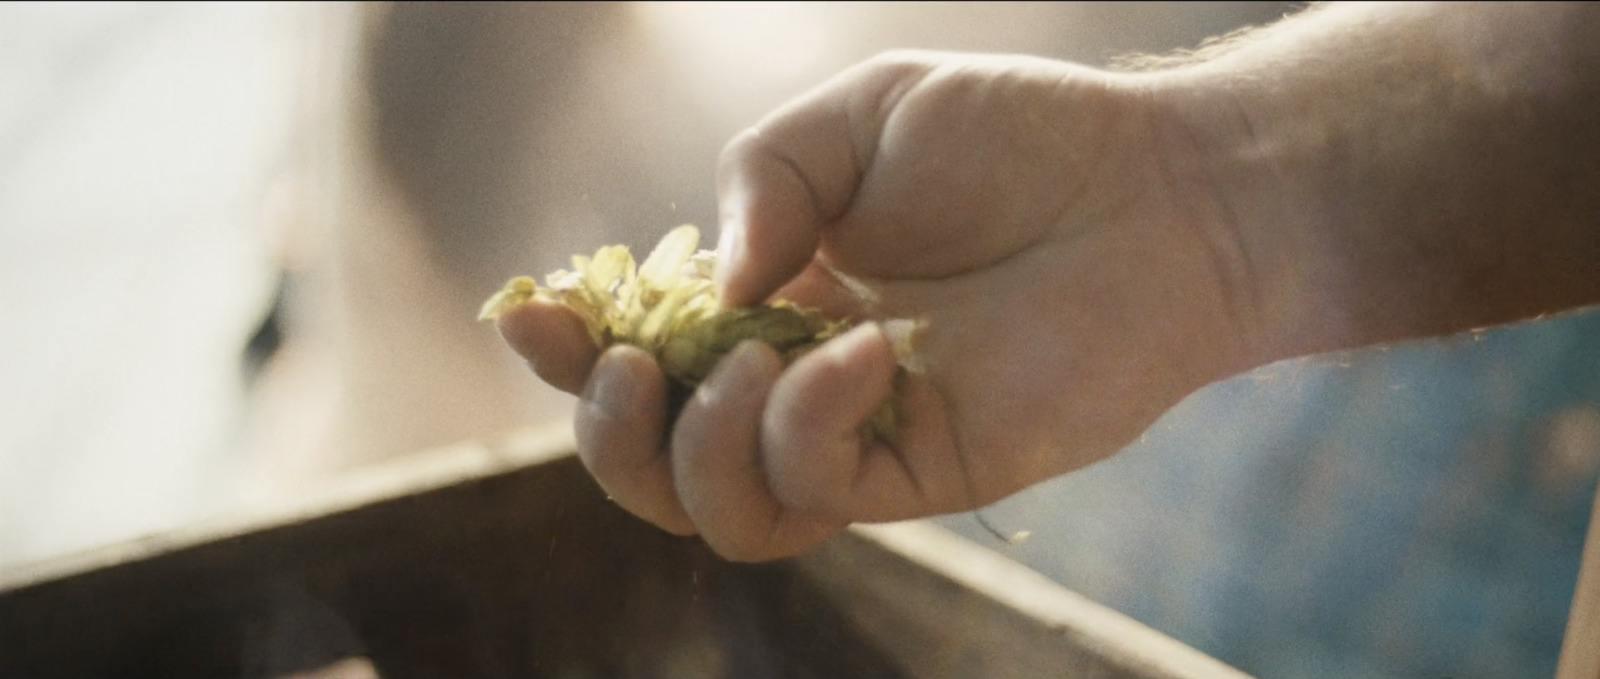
[714,52,937,307]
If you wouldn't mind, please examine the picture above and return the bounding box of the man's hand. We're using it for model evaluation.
[498,51,1254,560]
[500,3,1600,562]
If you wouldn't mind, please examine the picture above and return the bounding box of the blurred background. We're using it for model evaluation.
[1,2,1596,678]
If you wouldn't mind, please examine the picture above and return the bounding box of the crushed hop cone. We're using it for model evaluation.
[480,225,917,440]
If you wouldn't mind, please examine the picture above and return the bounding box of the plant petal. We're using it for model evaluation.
[638,224,700,292]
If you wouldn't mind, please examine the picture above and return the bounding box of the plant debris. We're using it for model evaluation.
[481,225,916,439]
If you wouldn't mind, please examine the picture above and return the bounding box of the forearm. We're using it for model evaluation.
[1163,2,1600,369]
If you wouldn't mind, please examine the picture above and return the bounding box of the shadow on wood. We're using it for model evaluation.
[0,428,1252,679]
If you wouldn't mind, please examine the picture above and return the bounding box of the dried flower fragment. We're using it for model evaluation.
[481,225,916,439]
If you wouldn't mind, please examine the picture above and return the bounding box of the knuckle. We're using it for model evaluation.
[716,126,768,174]
[865,48,922,69]
[710,534,781,564]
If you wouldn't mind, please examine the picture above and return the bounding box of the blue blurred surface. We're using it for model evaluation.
[945,308,1600,677]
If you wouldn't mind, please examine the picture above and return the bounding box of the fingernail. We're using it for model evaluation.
[584,349,637,416]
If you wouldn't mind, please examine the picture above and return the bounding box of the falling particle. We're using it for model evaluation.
[975,511,1031,545]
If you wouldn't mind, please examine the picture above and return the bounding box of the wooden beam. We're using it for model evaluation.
[802,521,1254,679]
[1558,484,1600,679]
[2,425,1252,679]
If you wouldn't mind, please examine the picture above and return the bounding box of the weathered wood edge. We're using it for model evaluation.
[1557,484,1600,679]
[0,426,576,593]
[2,424,1253,679]
[832,521,1255,679]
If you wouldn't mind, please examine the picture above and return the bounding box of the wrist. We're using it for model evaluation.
[1114,66,1336,383]
[1145,2,1600,375]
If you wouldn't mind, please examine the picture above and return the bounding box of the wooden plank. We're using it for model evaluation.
[1,425,1250,679]
[0,426,575,594]
[0,427,897,678]
[1558,485,1600,679]
[800,521,1253,679]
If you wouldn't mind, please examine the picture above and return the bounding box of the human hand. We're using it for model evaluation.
[498,50,1255,560]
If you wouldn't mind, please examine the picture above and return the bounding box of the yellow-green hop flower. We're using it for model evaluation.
[481,225,910,440]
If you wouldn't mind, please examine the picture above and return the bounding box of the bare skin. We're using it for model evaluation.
[497,2,1600,562]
